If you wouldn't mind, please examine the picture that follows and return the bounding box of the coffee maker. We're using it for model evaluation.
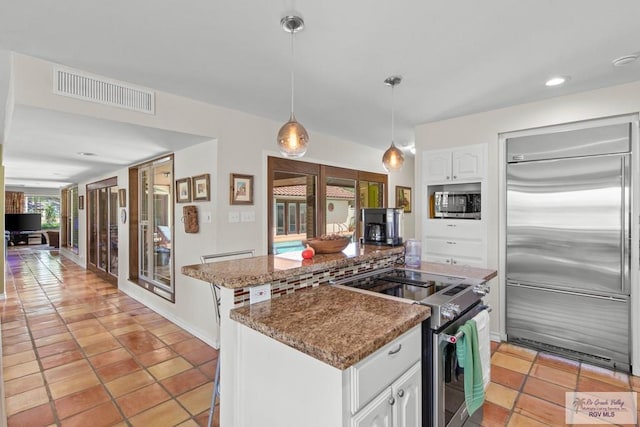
[361,208,404,246]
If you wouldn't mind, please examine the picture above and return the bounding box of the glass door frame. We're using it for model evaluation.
[86,177,118,285]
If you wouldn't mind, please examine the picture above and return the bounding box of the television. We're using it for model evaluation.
[5,213,42,232]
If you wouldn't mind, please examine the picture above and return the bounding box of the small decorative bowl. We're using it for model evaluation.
[303,237,350,254]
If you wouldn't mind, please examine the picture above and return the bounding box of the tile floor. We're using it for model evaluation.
[464,341,640,426]
[1,247,220,426]
[2,246,639,426]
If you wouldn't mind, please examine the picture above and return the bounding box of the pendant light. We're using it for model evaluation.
[277,15,309,158]
[382,76,405,172]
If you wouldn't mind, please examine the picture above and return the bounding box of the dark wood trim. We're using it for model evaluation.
[86,176,117,191]
[128,167,139,283]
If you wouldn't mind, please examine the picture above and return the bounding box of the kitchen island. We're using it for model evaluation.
[181,243,496,427]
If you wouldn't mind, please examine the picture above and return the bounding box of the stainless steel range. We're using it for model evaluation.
[331,268,490,427]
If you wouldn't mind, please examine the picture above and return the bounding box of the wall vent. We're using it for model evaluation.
[53,66,155,114]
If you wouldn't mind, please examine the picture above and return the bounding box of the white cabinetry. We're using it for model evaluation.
[423,144,485,184]
[351,362,421,427]
[422,143,488,267]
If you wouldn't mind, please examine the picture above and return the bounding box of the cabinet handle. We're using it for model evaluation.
[388,397,396,406]
[388,344,402,355]
[446,241,456,245]
[397,389,405,398]
[446,176,450,180]
[446,259,451,263]
[447,224,456,227]
[453,175,457,179]
[452,259,458,264]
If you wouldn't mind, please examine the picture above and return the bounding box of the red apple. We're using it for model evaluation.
[302,245,315,259]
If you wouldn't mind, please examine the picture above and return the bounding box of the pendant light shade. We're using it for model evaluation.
[279,15,309,158]
[382,76,405,172]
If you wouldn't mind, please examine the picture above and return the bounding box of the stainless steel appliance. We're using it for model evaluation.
[434,191,481,219]
[361,208,404,246]
[331,268,490,427]
[506,121,632,371]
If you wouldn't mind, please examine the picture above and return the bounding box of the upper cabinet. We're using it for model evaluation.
[423,144,485,184]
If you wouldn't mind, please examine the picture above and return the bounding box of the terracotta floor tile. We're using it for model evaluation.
[116,383,171,417]
[159,330,193,345]
[161,368,209,396]
[3,341,35,355]
[535,352,580,375]
[105,370,156,398]
[580,363,630,389]
[82,337,122,356]
[75,331,114,347]
[182,345,218,366]
[3,349,37,367]
[89,347,132,369]
[577,375,631,393]
[110,323,145,336]
[96,357,141,382]
[5,386,50,416]
[6,402,54,427]
[3,359,41,381]
[485,382,519,410]
[148,356,193,380]
[59,401,123,427]
[148,322,182,337]
[177,382,214,415]
[40,349,84,370]
[69,324,108,338]
[498,342,538,362]
[66,318,101,331]
[128,399,191,427]
[137,346,178,367]
[491,365,525,391]
[529,363,577,389]
[171,337,209,355]
[199,359,217,380]
[118,331,166,355]
[631,375,640,391]
[176,420,200,427]
[31,324,69,339]
[514,393,566,425]
[522,376,572,407]
[5,372,45,397]
[473,401,510,427]
[54,384,111,419]
[48,371,100,399]
[36,340,78,358]
[44,359,92,383]
[507,413,550,427]
[3,332,33,346]
[491,352,533,375]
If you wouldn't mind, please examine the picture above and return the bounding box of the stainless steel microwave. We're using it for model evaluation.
[434,191,481,219]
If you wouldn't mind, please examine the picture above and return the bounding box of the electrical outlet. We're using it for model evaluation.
[250,284,271,304]
[228,212,240,223]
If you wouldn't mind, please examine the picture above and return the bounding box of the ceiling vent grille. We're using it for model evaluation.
[53,66,155,114]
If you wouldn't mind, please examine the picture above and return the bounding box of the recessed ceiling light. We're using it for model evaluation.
[545,76,569,87]
[612,54,639,67]
[77,152,97,156]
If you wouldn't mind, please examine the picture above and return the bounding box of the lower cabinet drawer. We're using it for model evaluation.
[349,325,421,414]
[424,237,482,258]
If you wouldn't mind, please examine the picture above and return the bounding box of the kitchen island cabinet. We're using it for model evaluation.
[181,245,496,427]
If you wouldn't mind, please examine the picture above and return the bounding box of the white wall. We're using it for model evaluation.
[415,80,640,370]
[9,53,416,348]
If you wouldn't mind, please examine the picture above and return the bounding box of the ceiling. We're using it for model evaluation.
[1,0,640,188]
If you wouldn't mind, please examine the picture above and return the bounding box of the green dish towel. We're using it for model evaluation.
[456,319,485,416]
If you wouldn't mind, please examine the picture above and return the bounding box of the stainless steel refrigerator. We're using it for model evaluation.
[506,122,631,371]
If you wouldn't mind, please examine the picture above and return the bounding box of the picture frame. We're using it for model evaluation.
[395,186,412,213]
[176,178,192,203]
[230,173,254,205]
[118,189,127,207]
[78,195,85,210]
[192,174,211,201]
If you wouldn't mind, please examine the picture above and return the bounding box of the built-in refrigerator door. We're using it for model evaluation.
[507,153,630,296]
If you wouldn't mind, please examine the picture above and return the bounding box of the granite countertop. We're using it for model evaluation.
[230,285,430,370]
[181,243,404,289]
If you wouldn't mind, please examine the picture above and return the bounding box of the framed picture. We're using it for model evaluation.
[192,174,211,201]
[78,195,85,210]
[395,186,412,213]
[230,173,254,205]
[176,178,192,203]
[118,189,127,207]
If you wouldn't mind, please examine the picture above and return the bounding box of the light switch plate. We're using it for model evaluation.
[250,284,271,304]
[241,211,255,222]
[228,212,240,223]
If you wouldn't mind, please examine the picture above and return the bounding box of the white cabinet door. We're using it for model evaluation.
[392,362,421,427]
[351,388,393,427]
[423,150,452,183]
[451,146,484,181]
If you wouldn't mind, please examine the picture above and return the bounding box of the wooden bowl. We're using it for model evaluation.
[303,237,351,254]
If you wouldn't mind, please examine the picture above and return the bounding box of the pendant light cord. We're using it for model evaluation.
[391,83,395,144]
[290,29,295,116]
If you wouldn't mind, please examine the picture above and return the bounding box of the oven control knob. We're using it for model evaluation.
[441,303,460,320]
[473,283,490,296]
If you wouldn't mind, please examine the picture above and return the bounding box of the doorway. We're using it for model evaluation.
[87,177,119,284]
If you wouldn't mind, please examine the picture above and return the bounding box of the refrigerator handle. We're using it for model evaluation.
[621,155,630,294]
